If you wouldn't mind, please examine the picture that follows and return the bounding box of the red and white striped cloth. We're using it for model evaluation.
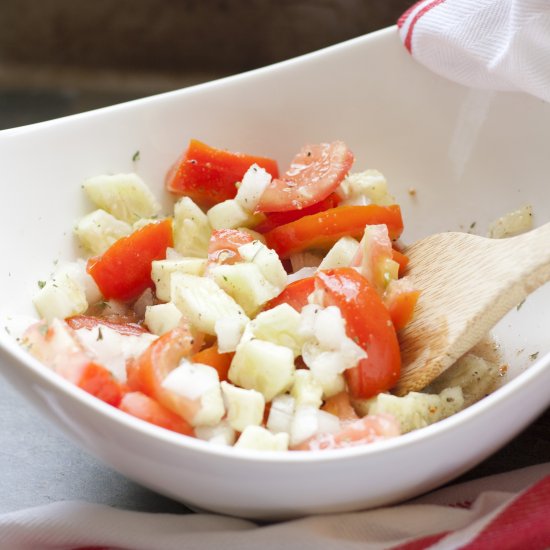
[0,463,549,549]
[398,0,550,102]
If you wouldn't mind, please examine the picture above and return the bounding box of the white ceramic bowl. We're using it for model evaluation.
[1,26,549,520]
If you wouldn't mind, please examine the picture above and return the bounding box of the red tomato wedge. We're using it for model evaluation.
[316,268,401,398]
[207,228,254,267]
[126,324,201,420]
[87,219,173,302]
[66,315,148,336]
[119,391,194,437]
[264,276,315,312]
[166,139,279,206]
[264,205,403,259]
[257,141,353,213]
[22,320,126,406]
[255,193,341,233]
[191,343,233,382]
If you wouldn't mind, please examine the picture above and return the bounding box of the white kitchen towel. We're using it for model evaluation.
[398,0,550,102]
[0,463,549,550]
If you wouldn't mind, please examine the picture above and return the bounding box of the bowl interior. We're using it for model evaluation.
[1,26,550,517]
[2,27,550,381]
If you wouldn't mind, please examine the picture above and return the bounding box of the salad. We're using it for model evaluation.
[21,139,498,452]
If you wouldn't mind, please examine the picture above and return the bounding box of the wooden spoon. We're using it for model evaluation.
[394,222,550,396]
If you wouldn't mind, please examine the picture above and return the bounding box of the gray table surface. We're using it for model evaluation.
[1,89,548,516]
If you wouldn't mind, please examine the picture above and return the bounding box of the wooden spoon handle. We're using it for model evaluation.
[394,222,550,395]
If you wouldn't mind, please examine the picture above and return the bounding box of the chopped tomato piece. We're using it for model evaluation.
[293,414,400,450]
[264,205,403,259]
[392,249,410,277]
[207,228,254,267]
[255,193,340,233]
[384,279,420,331]
[264,276,315,312]
[191,342,233,382]
[257,141,353,212]
[79,361,127,406]
[119,391,194,436]
[87,219,173,302]
[22,320,125,406]
[321,392,359,422]
[66,315,148,336]
[126,324,202,419]
[316,268,401,398]
[166,139,279,206]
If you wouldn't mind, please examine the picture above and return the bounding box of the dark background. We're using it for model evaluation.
[0,0,414,128]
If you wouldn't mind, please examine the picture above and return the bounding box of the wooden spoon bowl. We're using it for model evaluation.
[395,222,550,395]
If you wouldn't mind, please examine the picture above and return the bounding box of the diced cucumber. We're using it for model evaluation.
[83,173,161,224]
[74,209,132,255]
[207,199,265,230]
[144,303,183,335]
[173,197,212,258]
[338,170,395,206]
[33,275,88,322]
[210,262,279,317]
[54,259,102,304]
[266,394,295,434]
[355,387,464,434]
[237,240,287,290]
[241,304,304,357]
[171,273,248,335]
[234,425,289,451]
[318,236,359,270]
[151,258,207,302]
[221,381,265,432]
[214,315,248,353]
[291,370,323,409]
[229,339,295,401]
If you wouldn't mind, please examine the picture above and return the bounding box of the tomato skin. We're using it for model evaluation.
[207,228,254,267]
[257,141,353,213]
[87,219,173,302]
[66,315,148,336]
[255,193,340,233]
[316,268,401,398]
[264,276,315,312]
[166,139,279,206]
[119,391,194,437]
[264,205,403,259]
